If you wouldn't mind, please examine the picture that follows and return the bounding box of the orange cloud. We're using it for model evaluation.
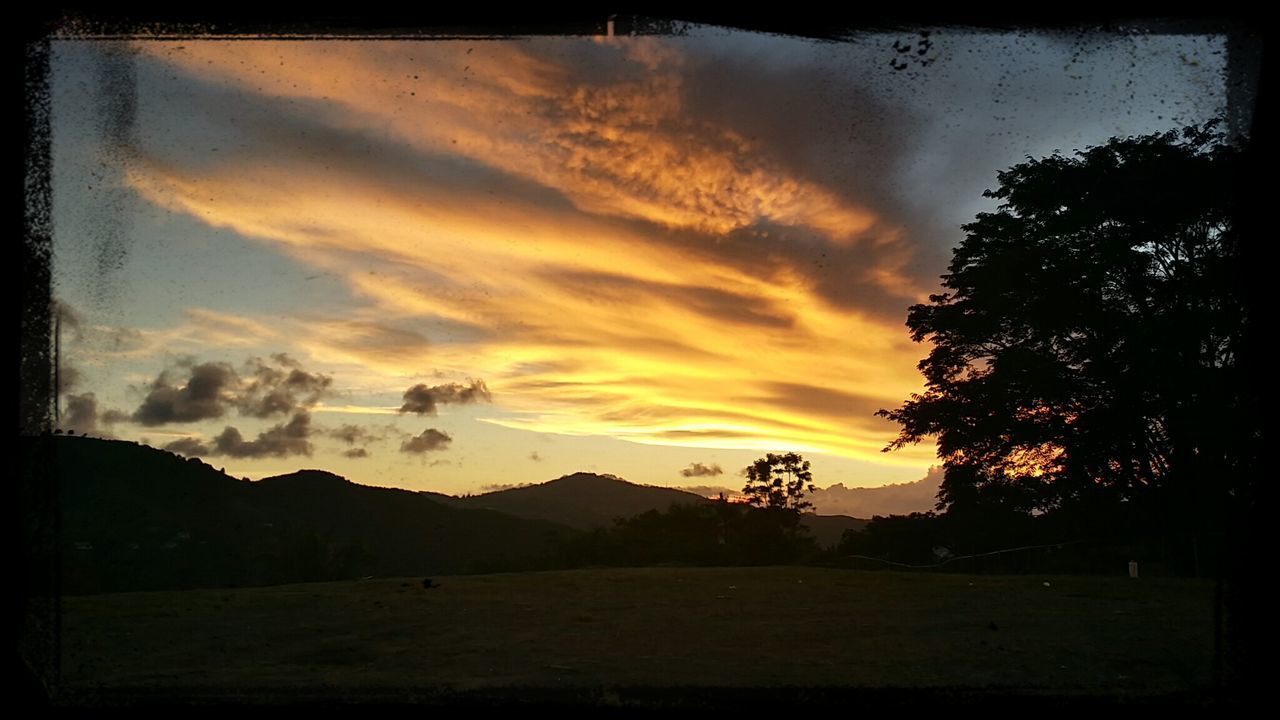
[113,38,937,467]
[137,39,895,253]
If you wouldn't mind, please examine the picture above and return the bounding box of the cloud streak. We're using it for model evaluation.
[87,32,1219,468]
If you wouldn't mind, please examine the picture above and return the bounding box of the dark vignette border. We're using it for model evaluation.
[17,8,1266,710]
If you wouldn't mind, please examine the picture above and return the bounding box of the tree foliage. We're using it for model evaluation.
[742,452,816,512]
[878,123,1251,520]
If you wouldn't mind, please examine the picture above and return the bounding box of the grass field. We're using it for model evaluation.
[57,567,1217,702]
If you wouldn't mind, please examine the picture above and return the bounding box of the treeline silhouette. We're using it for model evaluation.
[39,435,1213,597]
[563,502,822,567]
[838,502,1222,576]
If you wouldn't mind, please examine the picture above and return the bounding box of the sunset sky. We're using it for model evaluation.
[47,25,1228,496]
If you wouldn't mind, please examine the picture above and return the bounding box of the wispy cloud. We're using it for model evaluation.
[101,38,963,464]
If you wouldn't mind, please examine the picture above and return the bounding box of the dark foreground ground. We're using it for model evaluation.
[52,567,1217,705]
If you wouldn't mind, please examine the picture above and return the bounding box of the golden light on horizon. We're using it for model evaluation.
[97,38,937,467]
[48,30,1223,492]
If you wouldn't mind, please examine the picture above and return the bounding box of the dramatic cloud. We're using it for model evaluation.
[398,380,492,416]
[237,356,333,418]
[50,33,1225,481]
[400,428,452,454]
[62,393,102,435]
[680,462,724,478]
[211,412,314,458]
[132,361,238,425]
[130,355,332,426]
[62,392,128,437]
[343,448,370,459]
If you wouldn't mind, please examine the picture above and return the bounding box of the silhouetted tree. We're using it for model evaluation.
[878,123,1251,557]
[742,452,816,512]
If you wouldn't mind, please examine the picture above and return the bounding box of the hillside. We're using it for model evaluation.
[458,472,710,529]
[41,437,875,594]
[50,436,575,594]
[799,513,867,549]
[459,472,864,547]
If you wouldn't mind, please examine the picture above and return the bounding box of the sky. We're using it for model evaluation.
[46,24,1230,497]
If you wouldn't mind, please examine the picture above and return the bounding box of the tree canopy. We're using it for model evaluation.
[878,123,1251,520]
[742,452,816,512]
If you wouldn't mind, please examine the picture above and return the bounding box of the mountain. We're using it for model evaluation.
[48,436,575,594]
[464,472,865,546]
[458,472,710,530]
[806,469,944,518]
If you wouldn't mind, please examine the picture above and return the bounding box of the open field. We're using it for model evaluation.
[57,567,1217,702]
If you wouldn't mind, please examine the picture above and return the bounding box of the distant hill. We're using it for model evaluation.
[49,436,575,594]
[41,437,880,594]
[464,472,865,545]
[799,514,867,549]
[458,472,710,530]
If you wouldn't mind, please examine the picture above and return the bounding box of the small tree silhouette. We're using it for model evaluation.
[742,452,816,512]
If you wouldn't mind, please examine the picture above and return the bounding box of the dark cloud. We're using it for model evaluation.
[58,361,82,395]
[399,380,491,416]
[328,424,382,445]
[212,412,313,458]
[100,409,130,425]
[400,428,452,454]
[680,462,724,478]
[164,437,211,457]
[343,448,370,459]
[58,364,126,434]
[130,355,332,425]
[132,361,237,425]
[529,451,543,462]
[62,393,101,435]
[236,356,333,418]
